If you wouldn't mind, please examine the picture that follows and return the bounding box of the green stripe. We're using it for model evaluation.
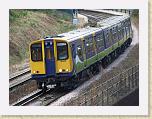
[75,37,130,74]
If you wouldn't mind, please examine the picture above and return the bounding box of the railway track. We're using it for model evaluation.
[10,10,137,106]
[9,68,30,81]
[9,68,31,89]
[12,87,70,106]
[12,89,43,106]
[79,10,114,22]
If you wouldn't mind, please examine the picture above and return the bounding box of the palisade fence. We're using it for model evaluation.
[66,65,139,106]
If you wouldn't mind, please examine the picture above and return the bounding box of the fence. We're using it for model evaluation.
[65,65,139,106]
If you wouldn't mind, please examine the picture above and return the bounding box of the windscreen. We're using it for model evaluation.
[31,43,43,61]
[57,42,68,60]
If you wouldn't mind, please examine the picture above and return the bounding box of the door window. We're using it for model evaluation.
[77,45,84,61]
[46,48,51,59]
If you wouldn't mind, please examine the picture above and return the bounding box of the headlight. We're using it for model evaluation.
[66,69,69,72]
[33,71,36,73]
[59,69,62,72]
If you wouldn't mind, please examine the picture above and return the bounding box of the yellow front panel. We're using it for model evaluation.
[30,61,45,74]
[54,39,73,73]
[30,40,46,74]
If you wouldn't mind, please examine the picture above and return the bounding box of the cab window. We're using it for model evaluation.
[57,42,68,60]
[31,43,43,61]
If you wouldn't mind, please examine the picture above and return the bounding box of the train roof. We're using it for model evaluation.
[44,10,130,43]
[53,14,130,42]
[97,14,130,28]
[57,27,101,42]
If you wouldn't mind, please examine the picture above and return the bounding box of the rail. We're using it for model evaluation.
[9,73,31,89]
[12,87,70,106]
[79,10,112,22]
[9,68,30,81]
[12,89,43,106]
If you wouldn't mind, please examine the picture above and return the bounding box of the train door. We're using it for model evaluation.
[83,38,88,68]
[75,40,84,73]
[44,40,55,76]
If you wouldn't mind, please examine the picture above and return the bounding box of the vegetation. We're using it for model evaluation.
[9,9,75,66]
[131,9,139,29]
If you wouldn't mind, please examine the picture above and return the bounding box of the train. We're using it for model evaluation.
[29,13,133,90]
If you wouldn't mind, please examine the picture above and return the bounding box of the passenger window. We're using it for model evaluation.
[96,34,104,50]
[85,36,94,53]
[106,31,112,46]
[77,45,84,61]
[129,20,132,34]
[106,33,109,45]
[84,36,96,58]
[113,27,118,42]
[118,23,122,40]
[90,42,94,52]
[118,29,121,40]
[127,20,130,35]
[126,27,128,36]
[122,21,128,38]
[122,26,124,39]
[46,48,51,59]
[110,29,113,44]
[86,42,90,52]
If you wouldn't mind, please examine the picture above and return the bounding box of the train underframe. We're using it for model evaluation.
[36,38,132,91]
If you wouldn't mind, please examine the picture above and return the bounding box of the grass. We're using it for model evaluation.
[9,9,76,67]
[9,10,28,23]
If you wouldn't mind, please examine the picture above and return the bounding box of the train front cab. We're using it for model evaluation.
[30,38,73,88]
[54,39,73,78]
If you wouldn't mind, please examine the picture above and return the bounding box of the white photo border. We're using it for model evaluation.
[0,0,148,115]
